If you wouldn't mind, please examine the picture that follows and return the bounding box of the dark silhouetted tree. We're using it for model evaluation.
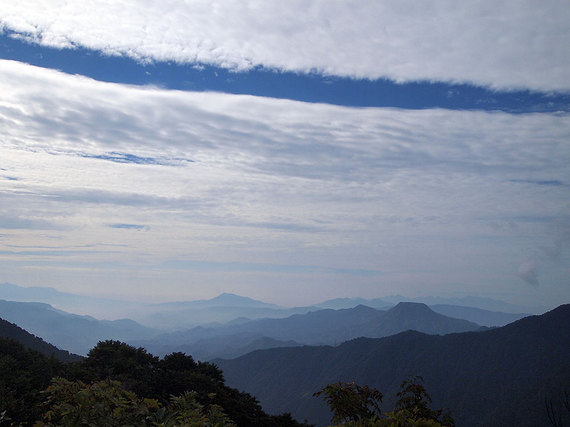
[314,377,454,426]
[314,381,383,424]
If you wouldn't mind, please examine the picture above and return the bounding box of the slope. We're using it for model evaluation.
[0,299,158,355]
[0,317,81,362]
[135,302,479,360]
[216,304,570,426]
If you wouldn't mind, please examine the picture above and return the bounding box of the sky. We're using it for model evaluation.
[0,1,569,310]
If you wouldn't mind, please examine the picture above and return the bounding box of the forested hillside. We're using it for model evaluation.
[217,304,570,426]
[0,317,80,362]
[0,338,307,426]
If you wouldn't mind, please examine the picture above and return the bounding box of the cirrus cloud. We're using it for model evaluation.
[1,60,569,305]
[1,1,569,91]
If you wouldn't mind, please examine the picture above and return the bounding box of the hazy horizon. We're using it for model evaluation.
[0,281,551,317]
[1,2,569,311]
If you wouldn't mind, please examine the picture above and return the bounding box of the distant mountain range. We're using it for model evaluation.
[131,302,481,360]
[0,282,531,329]
[0,282,144,320]
[0,317,81,362]
[0,282,532,359]
[216,304,570,426]
[1,282,563,426]
[0,293,491,360]
[379,294,536,314]
[428,304,528,327]
[0,300,158,355]
[140,296,318,330]
[314,297,390,310]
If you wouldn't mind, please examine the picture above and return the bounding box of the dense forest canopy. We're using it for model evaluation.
[0,339,306,426]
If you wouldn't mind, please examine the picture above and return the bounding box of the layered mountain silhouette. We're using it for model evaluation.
[139,293,318,329]
[0,282,144,320]
[0,283,530,329]
[133,302,480,359]
[0,317,81,362]
[216,304,570,426]
[428,304,528,327]
[0,300,158,355]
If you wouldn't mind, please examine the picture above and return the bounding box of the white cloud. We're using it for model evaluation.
[1,1,569,91]
[1,60,569,306]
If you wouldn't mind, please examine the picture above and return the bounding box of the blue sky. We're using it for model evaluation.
[0,1,569,310]
[2,31,569,112]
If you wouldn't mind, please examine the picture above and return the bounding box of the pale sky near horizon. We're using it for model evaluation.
[0,1,569,310]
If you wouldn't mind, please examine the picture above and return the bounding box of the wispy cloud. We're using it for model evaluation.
[80,152,192,166]
[0,213,59,230]
[107,223,149,231]
[1,1,569,91]
[1,61,568,305]
[162,259,383,276]
[508,179,564,187]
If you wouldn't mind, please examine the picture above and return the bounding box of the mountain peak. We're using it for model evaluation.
[389,301,432,313]
[212,293,246,301]
[351,304,379,313]
[209,293,280,308]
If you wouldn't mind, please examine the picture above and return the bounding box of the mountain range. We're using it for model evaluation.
[131,302,481,360]
[0,299,158,355]
[0,282,144,320]
[0,282,532,359]
[140,293,319,330]
[1,281,566,426]
[0,282,531,329]
[216,304,570,426]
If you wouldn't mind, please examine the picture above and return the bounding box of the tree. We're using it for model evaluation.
[37,377,236,426]
[70,341,307,426]
[2,339,307,427]
[0,338,67,424]
[39,378,160,426]
[391,376,454,426]
[74,339,160,397]
[314,377,454,427]
[314,382,383,424]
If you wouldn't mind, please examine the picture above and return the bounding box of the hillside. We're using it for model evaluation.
[216,304,570,426]
[0,338,307,427]
[0,299,159,355]
[0,317,81,362]
[428,304,529,327]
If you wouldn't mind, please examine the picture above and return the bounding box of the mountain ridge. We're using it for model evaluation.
[0,317,81,362]
[132,302,480,359]
[216,304,570,426]
[0,283,534,331]
[0,299,159,355]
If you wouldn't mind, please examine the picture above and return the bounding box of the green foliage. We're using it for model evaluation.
[38,378,236,426]
[393,376,454,426]
[74,339,160,398]
[315,377,454,427]
[1,339,306,426]
[153,391,236,427]
[0,338,67,425]
[314,382,383,424]
[39,378,160,426]
[72,342,305,426]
